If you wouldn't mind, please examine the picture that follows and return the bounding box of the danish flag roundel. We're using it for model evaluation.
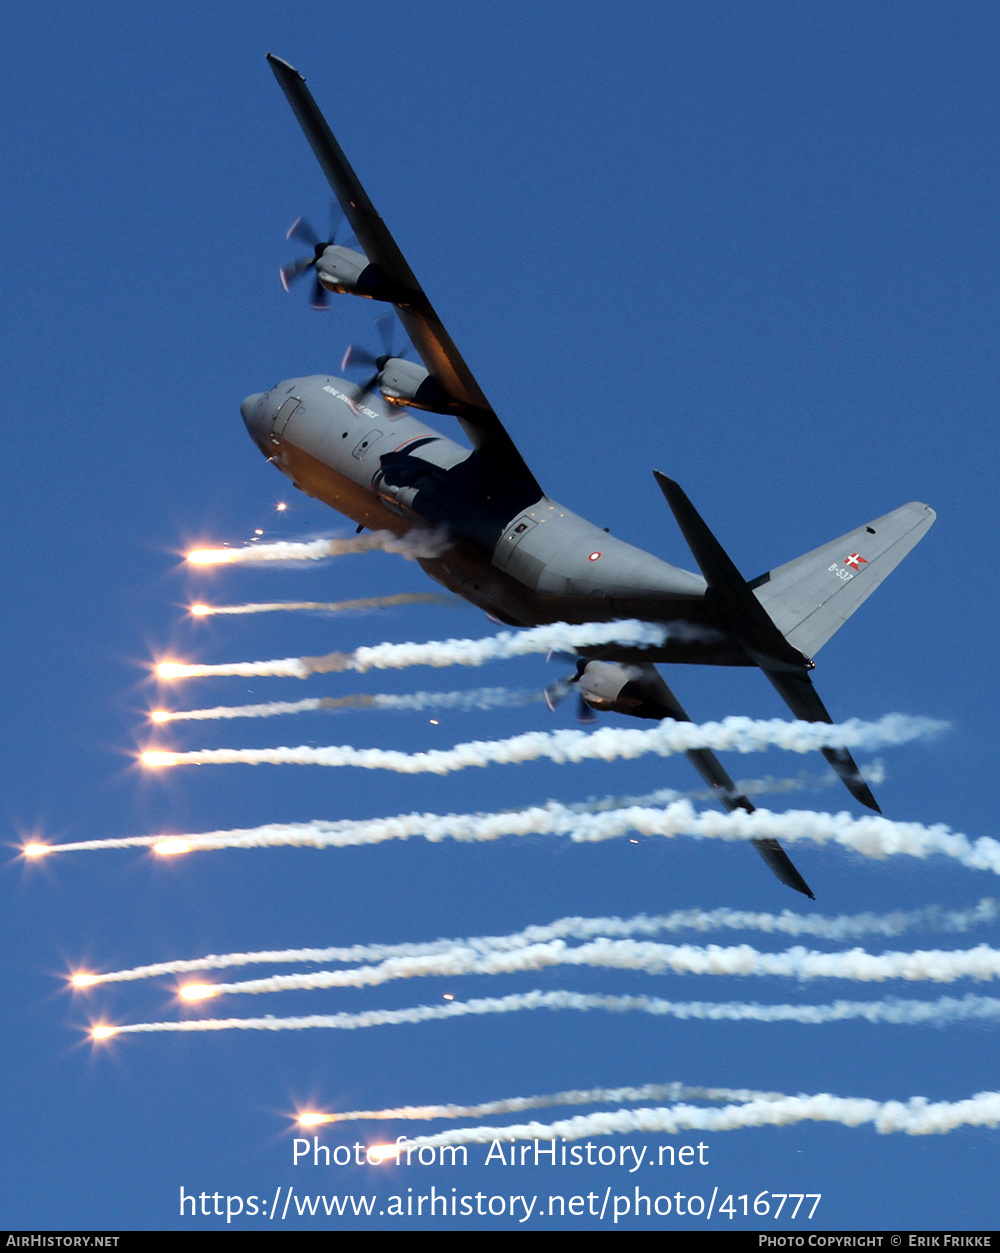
[844,553,868,570]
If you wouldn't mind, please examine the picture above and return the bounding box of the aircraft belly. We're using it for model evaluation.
[256,385,741,662]
[270,438,744,662]
[275,438,417,535]
[414,552,746,663]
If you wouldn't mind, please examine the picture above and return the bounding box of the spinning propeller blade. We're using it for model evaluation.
[279,202,352,309]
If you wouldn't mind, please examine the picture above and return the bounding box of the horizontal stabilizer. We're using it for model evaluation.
[764,668,881,813]
[751,502,936,659]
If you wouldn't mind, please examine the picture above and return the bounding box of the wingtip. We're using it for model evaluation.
[652,470,685,502]
[266,53,301,78]
[751,838,815,900]
[853,782,882,814]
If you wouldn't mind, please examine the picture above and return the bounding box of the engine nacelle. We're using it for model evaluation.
[316,245,409,302]
[577,660,670,720]
[378,357,455,414]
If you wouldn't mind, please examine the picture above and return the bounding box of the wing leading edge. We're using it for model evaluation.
[266,54,540,495]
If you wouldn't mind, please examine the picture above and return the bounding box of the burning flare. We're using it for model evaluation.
[141,751,179,768]
[298,1112,334,1127]
[179,984,218,1001]
[152,839,191,856]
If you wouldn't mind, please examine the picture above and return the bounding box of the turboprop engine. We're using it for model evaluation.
[315,245,405,300]
[576,660,675,720]
[377,357,453,413]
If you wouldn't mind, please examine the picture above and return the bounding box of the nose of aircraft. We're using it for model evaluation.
[241,392,265,424]
[241,392,270,452]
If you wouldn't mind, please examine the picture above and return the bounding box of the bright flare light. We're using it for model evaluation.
[368,1145,397,1162]
[298,1112,334,1127]
[153,839,191,856]
[156,662,195,679]
[187,548,232,565]
[23,842,50,858]
[72,973,99,988]
[91,1025,118,1040]
[190,604,212,617]
[276,502,287,511]
[150,710,172,723]
[179,983,218,1001]
[141,751,179,768]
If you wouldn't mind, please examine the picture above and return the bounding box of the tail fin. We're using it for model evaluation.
[750,502,935,659]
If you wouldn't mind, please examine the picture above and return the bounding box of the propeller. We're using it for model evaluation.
[340,313,410,403]
[279,204,354,309]
[543,659,596,724]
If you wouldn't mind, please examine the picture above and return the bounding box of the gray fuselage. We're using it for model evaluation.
[241,376,751,666]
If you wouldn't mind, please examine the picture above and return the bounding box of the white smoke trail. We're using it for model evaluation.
[155,698,340,722]
[107,989,1000,1035]
[179,938,1000,997]
[154,687,545,723]
[154,618,677,679]
[559,760,884,814]
[727,760,886,801]
[80,900,1000,986]
[319,1082,781,1124]
[38,796,1000,881]
[143,713,942,773]
[393,1089,1000,1148]
[370,689,545,713]
[186,530,450,565]
[190,593,452,615]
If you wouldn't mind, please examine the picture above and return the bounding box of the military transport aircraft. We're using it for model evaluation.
[241,55,936,898]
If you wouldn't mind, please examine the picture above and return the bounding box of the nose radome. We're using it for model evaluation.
[240,393,271,452]
[241,393,265,425]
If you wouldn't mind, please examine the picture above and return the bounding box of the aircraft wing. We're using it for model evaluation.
[267,55,541,494]
[622,663,815,898]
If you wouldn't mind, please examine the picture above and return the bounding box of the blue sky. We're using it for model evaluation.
[3,1,1000,1231]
